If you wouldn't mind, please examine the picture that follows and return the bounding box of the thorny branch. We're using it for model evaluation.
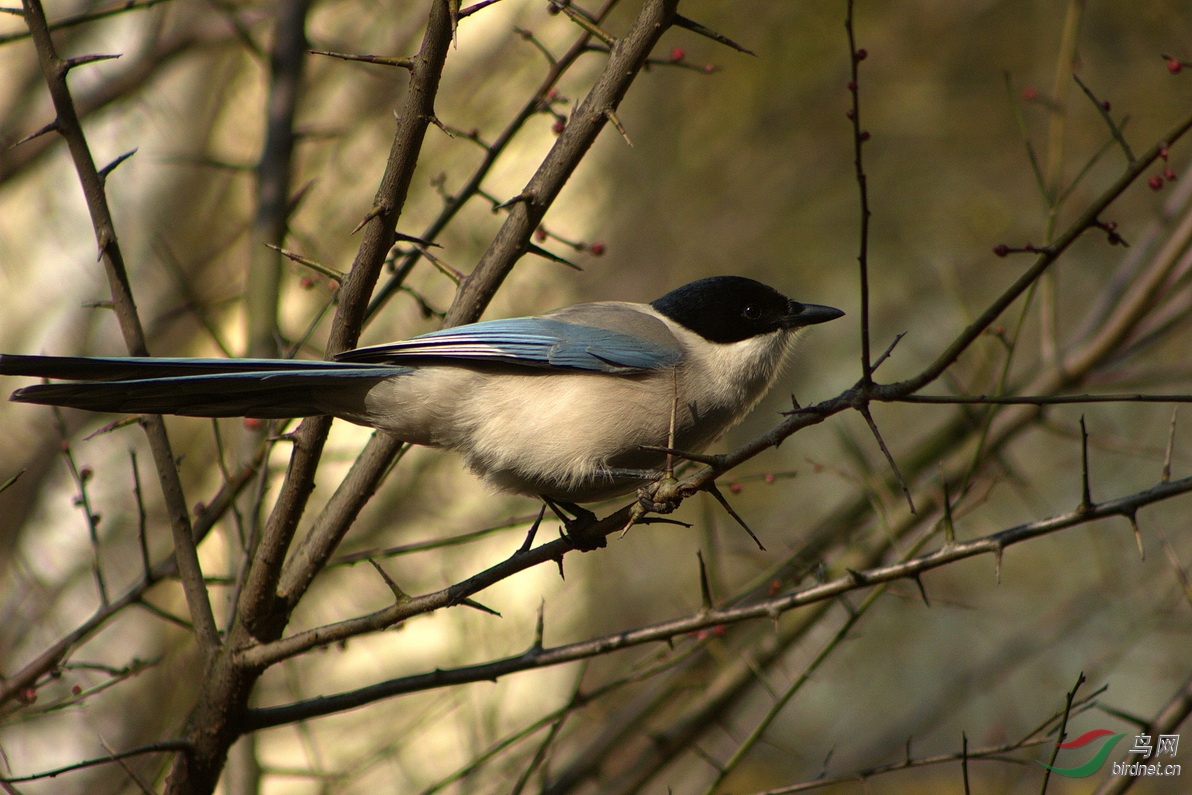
[19,0,219,654]
[240,470,1192,727]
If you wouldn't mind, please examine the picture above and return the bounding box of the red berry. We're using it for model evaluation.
[1023,85,1039,101]
[1168,58,1183,74]
[854,48,868,61]
[858,130,871,142]
[551,119,565,134]
[589,241,606,256]
[1148,175,1164,191]
[535,228,547,241]
[1165,168,1178,182]
[993,244,1010,258]
[669,47,685,62]
[243,417,264,430]
[79,465,93,482]
[299,276,315,289]
[728,482,742,494]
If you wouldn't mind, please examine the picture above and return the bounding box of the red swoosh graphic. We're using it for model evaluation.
[1057,728,1117,748]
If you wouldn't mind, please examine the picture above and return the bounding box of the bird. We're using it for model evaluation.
[1,276,842,505]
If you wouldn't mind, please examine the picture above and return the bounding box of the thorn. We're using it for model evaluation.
[531,600,545,650]
[413,243,465,282]
[553,554,565,580]
[394,231,441,248]
[912,574,930,607]
[993,544,1003,584]
[846,568,867,586]
[526,242,582,270]
[637,445,723,466]
[859,405,916,515]
[665,369,679,477]
[872,331,907,372]
[426,113,453,138]
[96,228,114,259]
[460,598,501,617]
[620,508,640,538]
[266,244,347,281]
[673,14,756,56]
[63,53,122,71]
[550,2,615,46]
[604,108,633,147]
[696,550,714,611]
[79,417,139,441]
[448,0,460,46]
[1162,407,1178,483]
[308,49,413,69]
[286,178,315,216]
[352,203,387,235]
[11,119,59,148]
[1072,73,1136,164]
[0,469,25,495]
[518,505,546,554]
[704,482,765,551]
[458,0,501,19]
[635,516,692,528]
[940,466,956,545]
[961,731,971,795]
[1078,415,1092,511]
[366,559,409,602]
[98,148,138,181]
[1128,512,1144,560]
[494,191,532,210]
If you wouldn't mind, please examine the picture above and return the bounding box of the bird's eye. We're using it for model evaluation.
[742,304,761,320]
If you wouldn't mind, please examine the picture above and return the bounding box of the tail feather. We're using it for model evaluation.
[0,353,360,382]
[3,354,411,419]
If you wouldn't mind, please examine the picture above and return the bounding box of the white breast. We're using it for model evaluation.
[355,308,798,502]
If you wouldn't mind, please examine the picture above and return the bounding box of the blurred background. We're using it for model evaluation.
[2,1,1192,793]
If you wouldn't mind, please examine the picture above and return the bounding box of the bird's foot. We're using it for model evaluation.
[542,497,606,551]
[635,474,692,514]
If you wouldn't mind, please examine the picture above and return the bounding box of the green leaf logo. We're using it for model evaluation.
[1038,729,1126,778]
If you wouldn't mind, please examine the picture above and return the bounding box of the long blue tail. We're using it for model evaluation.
[1,354,410,419]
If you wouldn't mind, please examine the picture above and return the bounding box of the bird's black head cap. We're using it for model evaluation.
[651,276,844,343]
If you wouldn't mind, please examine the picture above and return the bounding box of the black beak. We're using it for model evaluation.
[785,301,845,328]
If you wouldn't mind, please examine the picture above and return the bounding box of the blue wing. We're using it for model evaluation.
[336,317,682,373]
